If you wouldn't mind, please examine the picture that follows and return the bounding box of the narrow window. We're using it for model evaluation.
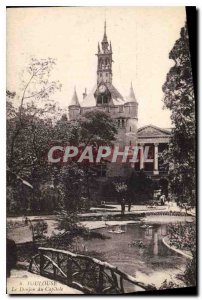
[119,106,123,113]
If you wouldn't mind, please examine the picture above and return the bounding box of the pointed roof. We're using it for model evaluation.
[102,20,108,42]
[126,82,137,103]
[101,20,109,50]
[69,87,80,106]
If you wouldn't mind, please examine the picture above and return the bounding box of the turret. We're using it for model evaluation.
[124,82,138,119]
[110,41,112,53]
[68,87,80,120]
[98,42,101,53]
[124,83,138,145]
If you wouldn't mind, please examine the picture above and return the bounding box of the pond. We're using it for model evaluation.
[77,223,188,288]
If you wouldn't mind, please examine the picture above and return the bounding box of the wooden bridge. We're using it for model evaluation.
[29,247,156,294]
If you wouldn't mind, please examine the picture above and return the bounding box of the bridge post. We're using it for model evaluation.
[57,253,61,268]
[39,250,44,276]
[66,258,72,283]
[97,265,104,293]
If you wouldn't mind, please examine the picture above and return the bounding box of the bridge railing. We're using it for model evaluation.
[29,247,156,294]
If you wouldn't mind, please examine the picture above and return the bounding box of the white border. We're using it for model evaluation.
[1,1,201,299]
[3,0,202,7]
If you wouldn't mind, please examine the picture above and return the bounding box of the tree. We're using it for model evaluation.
[77,110,118,203]
[78,110,117,146]
[162,23,195,207]
[7,59,118,215]
[7,58,62,213]
[127,169,154,203]
[7,58,62,173]
[52,110,118,211]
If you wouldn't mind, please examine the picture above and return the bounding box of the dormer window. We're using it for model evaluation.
[97,94,109,105]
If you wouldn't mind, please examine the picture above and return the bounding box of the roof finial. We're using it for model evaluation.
[102,19,108,49]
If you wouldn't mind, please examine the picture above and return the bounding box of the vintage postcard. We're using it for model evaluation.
[6,6,196,295]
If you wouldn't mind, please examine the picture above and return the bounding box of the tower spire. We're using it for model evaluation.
[102,20,108,51]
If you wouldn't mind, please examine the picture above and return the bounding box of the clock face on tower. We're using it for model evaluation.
[99,85,106,93]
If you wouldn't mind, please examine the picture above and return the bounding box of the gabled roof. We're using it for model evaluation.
[108,84,125,105]
[137,125,172,137]
[80,85,97,107]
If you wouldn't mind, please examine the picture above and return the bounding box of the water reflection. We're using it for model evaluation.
[78,223,187,288]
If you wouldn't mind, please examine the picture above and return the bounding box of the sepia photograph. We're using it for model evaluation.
[6,6,196,295]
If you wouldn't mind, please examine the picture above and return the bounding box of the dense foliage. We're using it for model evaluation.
[162,24,195,207]
[160,222,196,289]
[7,58,117,215]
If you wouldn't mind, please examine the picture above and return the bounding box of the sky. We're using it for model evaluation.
[7,7,186,128]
